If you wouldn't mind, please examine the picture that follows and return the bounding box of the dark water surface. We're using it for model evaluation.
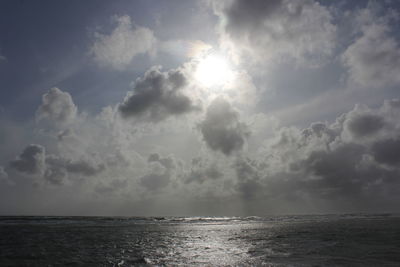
[1,214,399,266]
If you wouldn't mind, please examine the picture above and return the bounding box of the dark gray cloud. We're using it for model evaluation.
[345,113,385,138]
[371,137,400,166]
[200,97,249,155]
[9,144,46,175]
[66,160,105,177]
[10,144,105,185]
[119,66,197,122]
[36,87,77,126]
[45,156,105,185]
[224,0,283,33]
[257,99,400,205]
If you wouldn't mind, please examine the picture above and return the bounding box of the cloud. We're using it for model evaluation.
[342,23,400,88]
[36,87,77,126]
[185,157,223,184]
[343,106,385,139]
[43,155,69,185]
[139,153,177,191]
[44,156,105,185]
[256,99,400,205]
[91,15,156,70]
[140,172,170,191]
[57,128,75,141]
[200,97,248,155]
[213,0,336,65]
[234,157,263,199]
[9,144,46,175]
[119,66,198,122]
[0,166,8,180]
[342,4,400,88]
[95,179,128,195]
[371,137,400,166]
[10,144,105,184]
[148,153,176,170]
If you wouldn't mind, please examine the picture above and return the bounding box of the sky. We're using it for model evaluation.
[1,0,400,216]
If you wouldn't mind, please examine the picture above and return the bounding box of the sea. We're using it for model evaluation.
[0,214,399,266]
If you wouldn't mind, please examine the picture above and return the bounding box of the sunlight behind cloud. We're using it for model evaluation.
[195,53,234,88]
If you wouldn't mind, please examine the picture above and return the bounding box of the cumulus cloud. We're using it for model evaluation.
[213,0,336,65]
[36,87,77,126]
[9,144,46,175]
[119,66,198,122]
[200,97,248,155]
[255,99,400,205]
[91,15,156,70]
[10,144,105,184]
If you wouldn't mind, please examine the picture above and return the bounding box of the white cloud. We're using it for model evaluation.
[342,22,400,88]
[36,87,77,126]
[90,15,156,70]
[213,0,336,66]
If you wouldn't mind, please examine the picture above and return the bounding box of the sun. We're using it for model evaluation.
[195,53,233,88]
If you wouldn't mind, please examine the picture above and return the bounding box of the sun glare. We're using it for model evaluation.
[195,53,233,88]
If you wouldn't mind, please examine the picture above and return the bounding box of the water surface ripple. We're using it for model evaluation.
[0,214,399,266]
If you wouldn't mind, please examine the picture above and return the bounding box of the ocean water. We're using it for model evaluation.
[0,214,399,266]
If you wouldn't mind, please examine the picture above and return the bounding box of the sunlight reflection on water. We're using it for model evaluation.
[1,215,400,266]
